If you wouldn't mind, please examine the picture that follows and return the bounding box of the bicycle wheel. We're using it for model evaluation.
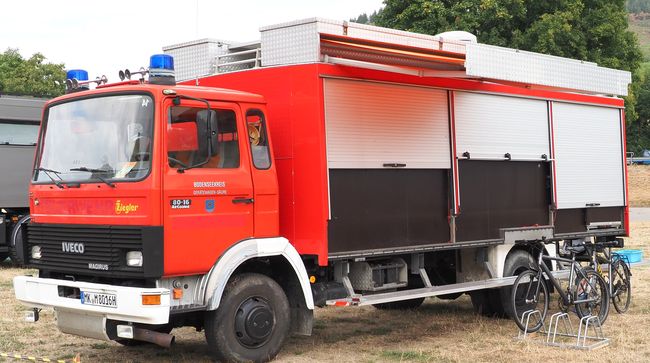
[511,270,549,332]
[610,260,631,313]
[575,269,610,325]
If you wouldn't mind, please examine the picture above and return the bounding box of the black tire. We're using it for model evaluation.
[9,214,30,266]
[205,273,290,363]
[575,269,610,325]
[437,292,463,300]
[0,252,9,262]
[511,270,549,333]
[470,289,505,317]
[500,250,536,319]
[373,297,425,310]
[610,260,631,313]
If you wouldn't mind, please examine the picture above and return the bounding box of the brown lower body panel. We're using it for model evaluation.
[327,169,450,254]
[555,207,625,235]
[455,160,551,242]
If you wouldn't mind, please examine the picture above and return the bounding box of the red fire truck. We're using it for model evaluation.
[14,19,631,362]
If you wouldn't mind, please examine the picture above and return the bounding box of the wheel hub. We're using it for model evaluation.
[234,297,275,347]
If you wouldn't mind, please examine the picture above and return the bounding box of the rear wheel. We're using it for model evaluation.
[511,270,549,332]
[470,289,504,317]
[205,273,290,363]
[575,269,609,325]
[500,250,536,319]
[610,260,631,313]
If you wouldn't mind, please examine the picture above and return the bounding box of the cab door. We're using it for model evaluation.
[162,99,254,276]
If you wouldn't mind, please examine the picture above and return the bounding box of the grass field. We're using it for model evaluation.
[629,16,650,61]
[1,167,650,362]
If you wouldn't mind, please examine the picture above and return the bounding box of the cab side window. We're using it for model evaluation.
[167,107,239,169]
[246,109,271,169]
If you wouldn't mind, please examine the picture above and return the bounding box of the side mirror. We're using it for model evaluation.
[196,110,219,157]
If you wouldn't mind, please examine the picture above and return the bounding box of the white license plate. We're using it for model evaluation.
[80,291,117,308]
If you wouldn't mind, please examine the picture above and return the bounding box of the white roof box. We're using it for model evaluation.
[435,31,477,43]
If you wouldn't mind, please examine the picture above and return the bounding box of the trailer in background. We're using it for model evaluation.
[0,95,45,263]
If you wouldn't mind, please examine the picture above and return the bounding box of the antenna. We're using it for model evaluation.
[195,0,199,38]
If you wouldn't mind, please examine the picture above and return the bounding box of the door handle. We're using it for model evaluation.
[232,197,254,204]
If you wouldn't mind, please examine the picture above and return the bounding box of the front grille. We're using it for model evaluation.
[27,224,147,277]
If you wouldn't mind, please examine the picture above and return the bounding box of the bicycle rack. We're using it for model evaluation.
[546,312,573,344]
[575,315,608,350]
[516,312,609,350]
[517,310,546,339]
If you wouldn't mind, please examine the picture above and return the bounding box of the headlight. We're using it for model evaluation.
[126,251,143,267]
[31,246,42,260]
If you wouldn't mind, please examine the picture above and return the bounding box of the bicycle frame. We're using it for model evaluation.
[530,248,600,306]
[588,242,630,298]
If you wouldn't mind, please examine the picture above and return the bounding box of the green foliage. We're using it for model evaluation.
[0,48,66,98]
[628,0,650,13]
[351,11,378,24]
[366,0,646,150]
[630,62,650,152]
[373,1,640,72]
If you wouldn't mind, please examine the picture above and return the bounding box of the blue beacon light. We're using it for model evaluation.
[66,69,89,82]
[148,54,176,85]
[65,69,90,93]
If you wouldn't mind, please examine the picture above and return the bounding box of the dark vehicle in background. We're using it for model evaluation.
[0,95,45,263]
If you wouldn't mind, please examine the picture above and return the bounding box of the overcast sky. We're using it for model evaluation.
[1,0,383,82]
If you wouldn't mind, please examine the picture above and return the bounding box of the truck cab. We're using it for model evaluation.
[26,81,277,278]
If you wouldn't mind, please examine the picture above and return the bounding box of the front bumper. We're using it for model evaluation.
[13,276,170,326]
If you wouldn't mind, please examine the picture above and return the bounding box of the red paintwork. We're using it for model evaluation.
[196,65,330,266]
[448,91,460,214]
[548,102,559,208]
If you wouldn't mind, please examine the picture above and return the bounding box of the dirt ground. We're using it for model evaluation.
[628,164,650,207]
[1,168,649,362]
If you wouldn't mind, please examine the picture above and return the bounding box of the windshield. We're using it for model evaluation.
[34,94,154,184]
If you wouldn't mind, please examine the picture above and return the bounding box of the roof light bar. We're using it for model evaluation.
[65,69,108,93]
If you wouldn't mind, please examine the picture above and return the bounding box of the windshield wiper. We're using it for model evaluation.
[34,167,65,189]
[69,167,116,188]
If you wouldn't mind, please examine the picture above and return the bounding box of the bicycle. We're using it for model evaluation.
[509,240,610,333]
[583,240,632,313]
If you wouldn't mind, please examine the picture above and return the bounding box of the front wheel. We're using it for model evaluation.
[510,270,549,332]
[610,260,631,313]
[205,273,290,363]
[575,269,610,325]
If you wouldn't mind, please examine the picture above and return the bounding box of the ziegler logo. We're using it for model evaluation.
[115,200,139,215]
[62,242,85,254]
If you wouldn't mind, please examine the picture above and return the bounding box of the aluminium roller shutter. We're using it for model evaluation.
[323,79,450,169]
[553,103,625,209]
[454,92,550,160]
